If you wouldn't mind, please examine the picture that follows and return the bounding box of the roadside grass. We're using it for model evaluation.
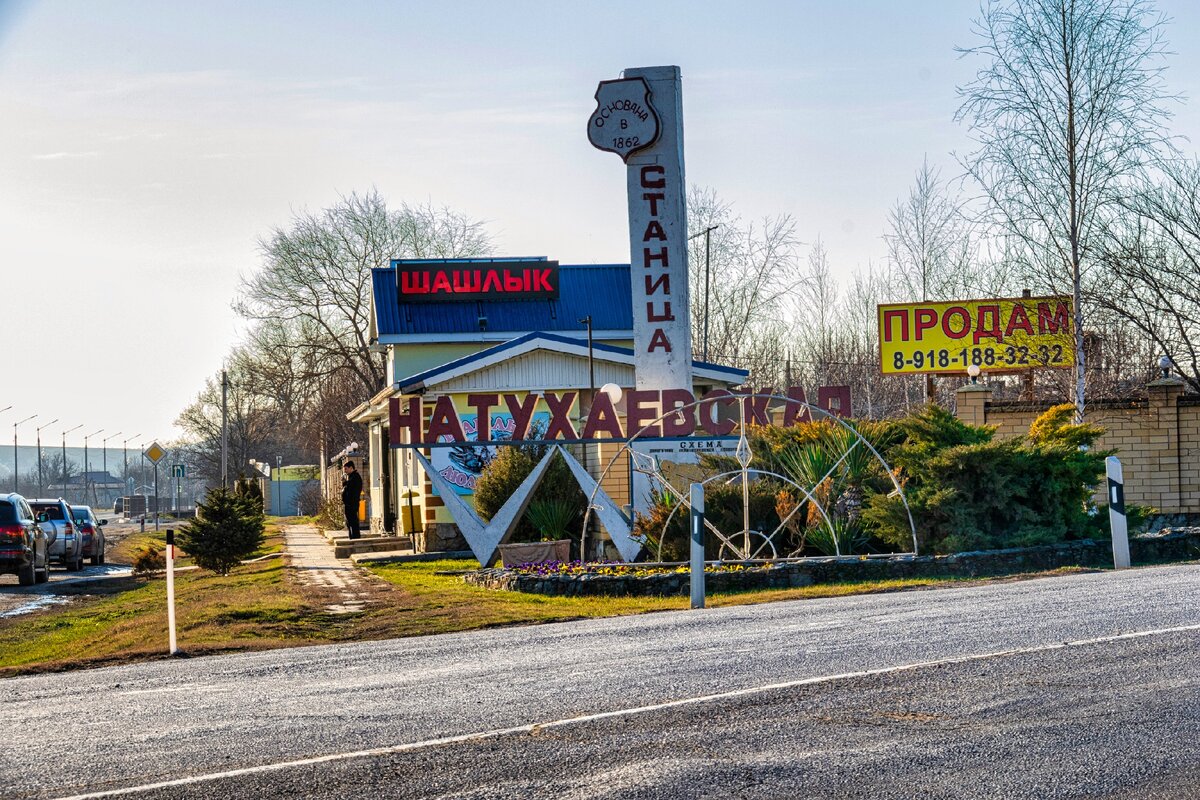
[356,561,1101,633]
[107,519,287,569]
[0,524,303,675]
[0,523,1102,677]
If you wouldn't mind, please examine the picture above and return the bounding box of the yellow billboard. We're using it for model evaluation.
[878,296,1075,375]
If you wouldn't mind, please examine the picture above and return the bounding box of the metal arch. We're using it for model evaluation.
[585,392,918,558]
[653,468,840,561]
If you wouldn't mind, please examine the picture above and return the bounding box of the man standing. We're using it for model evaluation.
[341,460,363,539]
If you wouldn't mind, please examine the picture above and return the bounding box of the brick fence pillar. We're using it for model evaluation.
[1147,377,1186,513]
[955,384,993,427]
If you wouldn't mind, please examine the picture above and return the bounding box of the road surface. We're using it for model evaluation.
[4,563,1199,799]
[0,522,144,616]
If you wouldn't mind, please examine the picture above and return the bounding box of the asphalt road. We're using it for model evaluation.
[5,563,1200,799]
[0,522,143,615]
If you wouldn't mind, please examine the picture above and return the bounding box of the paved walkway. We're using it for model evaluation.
[284,523,370,614]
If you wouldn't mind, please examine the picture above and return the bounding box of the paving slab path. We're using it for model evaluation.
[284,523,371,614]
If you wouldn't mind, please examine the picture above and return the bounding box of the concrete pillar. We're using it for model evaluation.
[955,384,993,427]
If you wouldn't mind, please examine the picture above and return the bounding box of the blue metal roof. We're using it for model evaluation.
[373,262,633,337]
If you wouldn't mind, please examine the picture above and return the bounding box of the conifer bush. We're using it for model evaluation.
[234,476,265,512]
[861,404,1109,554]
[179,486,266,575]
[473,443,584,543]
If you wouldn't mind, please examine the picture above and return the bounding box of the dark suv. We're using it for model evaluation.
[0,493,49,585]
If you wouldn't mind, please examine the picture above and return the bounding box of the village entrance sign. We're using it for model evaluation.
[388,67,916,566]
[390,389,915,566]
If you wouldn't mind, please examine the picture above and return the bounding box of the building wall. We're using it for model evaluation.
[388,338,636,390]
[390,342,485,387]
[955,380,1199,514]
[367,343,744,552]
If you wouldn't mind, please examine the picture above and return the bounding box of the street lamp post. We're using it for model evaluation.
[101,432,121,510]
[61,425,81,497]
[83,429,103,506]
[123,434,140,500]
[13,414,36,493]
[35,419,58,497]
[689,225,719,362]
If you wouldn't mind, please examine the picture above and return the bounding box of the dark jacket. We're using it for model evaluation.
[341,470,363,508]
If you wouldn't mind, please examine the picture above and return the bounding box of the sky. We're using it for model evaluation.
[2,0,1200,449]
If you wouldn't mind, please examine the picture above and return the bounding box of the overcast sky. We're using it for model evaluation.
[2,0,1199,447]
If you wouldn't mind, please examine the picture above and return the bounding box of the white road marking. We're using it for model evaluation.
[52,621,1200,800]
[115,685,199,697]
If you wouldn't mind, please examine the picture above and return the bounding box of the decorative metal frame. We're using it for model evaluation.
[584,393,917,561]
[405,393,916,566]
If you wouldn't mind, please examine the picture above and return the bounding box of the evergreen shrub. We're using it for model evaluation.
[473,442,584,543]
[862,404,1109,554]
[179,486,266,575]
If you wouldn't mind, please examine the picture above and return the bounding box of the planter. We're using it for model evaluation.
[498,539,571,567]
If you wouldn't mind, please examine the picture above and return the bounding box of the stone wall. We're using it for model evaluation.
[415,522,468,554]
[955,380,1200,515]
[463,528,1200,597]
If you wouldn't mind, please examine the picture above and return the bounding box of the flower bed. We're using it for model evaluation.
[464,528,1200,597]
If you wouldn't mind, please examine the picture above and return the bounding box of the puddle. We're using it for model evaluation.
[83,565,134,578]
[0,595,71,618]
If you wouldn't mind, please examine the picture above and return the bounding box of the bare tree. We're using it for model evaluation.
[175,354,285,482]
[236,190,491,399]
[687,186,804,384]
[956,0,1174,418]
[1100,158,1200,391]
[886,159,981,302]
[175,191,494,475]
[791,238,840,387]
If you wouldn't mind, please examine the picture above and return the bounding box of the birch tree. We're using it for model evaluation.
[955,0,1173,418]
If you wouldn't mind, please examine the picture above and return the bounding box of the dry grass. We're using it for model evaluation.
[0,520,1100,677]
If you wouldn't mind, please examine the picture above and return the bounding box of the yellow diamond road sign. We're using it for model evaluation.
[144,441,167,464]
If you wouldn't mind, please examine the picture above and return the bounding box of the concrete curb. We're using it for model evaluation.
[352,550,474,565]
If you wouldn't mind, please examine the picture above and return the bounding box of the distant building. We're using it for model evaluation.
[59,471,124,507]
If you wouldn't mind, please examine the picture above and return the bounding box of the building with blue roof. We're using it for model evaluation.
[346,257,748,552]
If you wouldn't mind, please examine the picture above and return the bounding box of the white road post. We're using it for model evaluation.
[165,528,178,654]
[1105,457,1131,570]
[690,483,705,609]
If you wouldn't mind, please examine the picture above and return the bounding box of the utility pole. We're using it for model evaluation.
[221,369,229,489]
[13,414,36,493]
[62,424,81,497]
[689,225,719,362]
[102,432,121,509]
[578,315,596,482]
[83,429,103,505]
[579,315,596,397]
[124,434,141,498]
[35,419,57,497]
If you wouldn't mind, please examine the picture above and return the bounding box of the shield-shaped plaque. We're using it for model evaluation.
[587,77,660,162]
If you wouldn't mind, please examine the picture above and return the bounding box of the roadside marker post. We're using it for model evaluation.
[165,528,178,654]
[1106,456,1131,570]
[690,483,705,609]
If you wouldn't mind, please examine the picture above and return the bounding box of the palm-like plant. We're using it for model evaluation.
[525,499,579,542]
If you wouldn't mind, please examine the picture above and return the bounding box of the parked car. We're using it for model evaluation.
[29,498,83,571]
[113,497,123,515]
[0,493,49,585]
[72,505,107,566]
